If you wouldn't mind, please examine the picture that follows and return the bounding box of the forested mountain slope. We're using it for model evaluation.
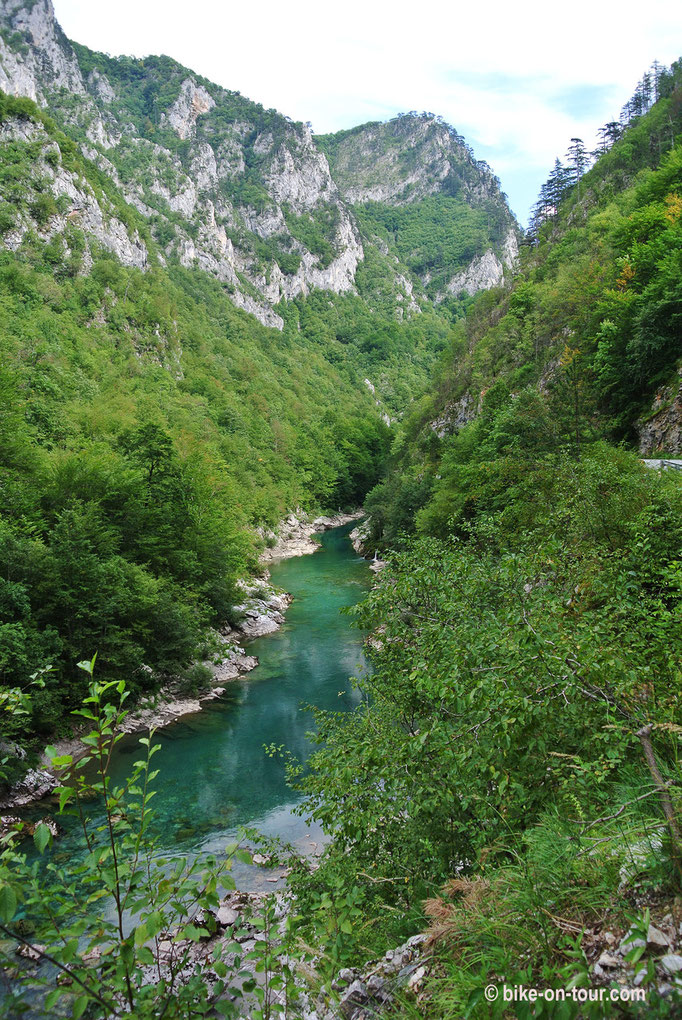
[0,0,517,332]
[0,85,392,757]
[1,0,682,1012]
[319,114,518,303]
[0,0,520,755]
[287,61,682,1017]
[0,0,530,759]
[363,61,682,548]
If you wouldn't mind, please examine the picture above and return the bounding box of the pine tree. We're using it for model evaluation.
[604,121,622,146]
[547,159,572,207]
[640,71,653,111]
[566,138,590,193]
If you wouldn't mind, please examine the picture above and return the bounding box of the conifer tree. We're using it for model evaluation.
[566,138,590,194]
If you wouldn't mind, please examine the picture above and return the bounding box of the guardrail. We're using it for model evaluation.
[642,459,682,471]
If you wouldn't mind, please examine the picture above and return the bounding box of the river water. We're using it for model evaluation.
[7,524,370,1012]
[48,523,370,875]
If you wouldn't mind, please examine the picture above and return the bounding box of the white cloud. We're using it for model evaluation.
[53,0,682,221]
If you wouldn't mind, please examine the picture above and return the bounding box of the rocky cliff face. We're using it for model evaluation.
[319,114,519,299]
[0,0,83,100]
[320,114,504,208]
[0,113,149,269]
[0,1,518,327]
[441,248,507,298]
[638,369,682,455]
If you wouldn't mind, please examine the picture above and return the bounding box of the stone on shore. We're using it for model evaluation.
[0,768,57,810]
[260,510,364,564]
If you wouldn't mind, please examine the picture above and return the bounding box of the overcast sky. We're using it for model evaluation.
[52,0,681,224]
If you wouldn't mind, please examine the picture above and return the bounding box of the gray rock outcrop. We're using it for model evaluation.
[0,767,56,809]
[0,3,519,330]
[430,392,479,437]
[315,933,429,1019]
[638,368,682,455]
[161,78,215,140]
[443,249,505,297]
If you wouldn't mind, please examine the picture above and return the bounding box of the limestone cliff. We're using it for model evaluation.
[318,115,518,300]
[638,368,682,456]
[0,114,148,269]
[0,0,518,327]
[320,113,506,208]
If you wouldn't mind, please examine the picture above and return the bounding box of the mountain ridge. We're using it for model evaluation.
[0,0,518,328]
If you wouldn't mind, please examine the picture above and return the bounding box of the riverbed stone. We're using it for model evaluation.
[0,815,22,841]
[0,768,56,809]
[647,924,671,948]
[661,954,682,974]
[332,967,358,990]
[261,510,364,564]
[215,905,239,927]
[16,943,46,963]
[338,980,368,1018]
[620,929,646,953]
[597,951,621,968]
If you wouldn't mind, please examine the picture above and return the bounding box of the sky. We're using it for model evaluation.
[52,0,682,224]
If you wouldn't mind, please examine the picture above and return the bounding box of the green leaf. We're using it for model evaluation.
[120,940,134,968]
[145,911,165,938]
[0,884,17,923]
[58,786,74,812]
[44,989,61,1011]
[72,994,89,1019]
[465,987,485,1017]
[33,822,50,854]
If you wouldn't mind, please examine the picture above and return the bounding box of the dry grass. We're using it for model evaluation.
[423,877,492,946]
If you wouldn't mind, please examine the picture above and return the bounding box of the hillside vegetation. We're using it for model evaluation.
[318,113,517,301]
[0,0,513,762]
[364,60,682,548]
[1,2,682,1014]
[288,60,682,1017]
[0,90,396,761]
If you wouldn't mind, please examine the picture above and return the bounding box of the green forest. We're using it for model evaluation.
[0,91,401,763]
[0,4,682,1015]
[290,58,682,1018]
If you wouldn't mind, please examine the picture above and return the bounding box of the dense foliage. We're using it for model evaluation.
[355,194,506,295]
[2,16,682,1014]
[0,171,390,756]
[318,113,517,300]
[281,287,457,417]
[280,64,682,1017]
[361,67,682,552]
[293,439,682,1013]
[0,666,298,1019]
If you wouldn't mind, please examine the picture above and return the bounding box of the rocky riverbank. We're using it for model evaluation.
[7,871,430,1020]
[260,510,364,564]
[0,510,364,815]
[0,584,286,815]
[350,519,386,572]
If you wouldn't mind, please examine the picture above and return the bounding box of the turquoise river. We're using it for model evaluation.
[45,522,370,880]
